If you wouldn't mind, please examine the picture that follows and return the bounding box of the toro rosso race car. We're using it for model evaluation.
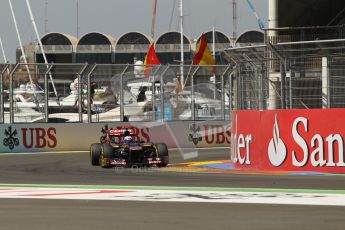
[90,126,169,168]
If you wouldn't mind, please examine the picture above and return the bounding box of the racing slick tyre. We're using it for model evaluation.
[90,143,101,166]
[102,143,114,158]
[100,143,114,168]
[155,143,169,167]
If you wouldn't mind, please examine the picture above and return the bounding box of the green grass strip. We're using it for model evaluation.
[0,183,345,195]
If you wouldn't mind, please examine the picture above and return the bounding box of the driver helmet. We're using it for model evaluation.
[123,135,132,143]
[124,130,130,136]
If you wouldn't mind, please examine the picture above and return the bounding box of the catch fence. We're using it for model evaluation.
[0,63,232,123]
[223,26,345,112]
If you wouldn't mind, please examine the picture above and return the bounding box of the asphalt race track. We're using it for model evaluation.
[0,148,345,230]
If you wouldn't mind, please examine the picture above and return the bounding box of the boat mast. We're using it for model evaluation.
[232,0,237,44]
[151,0,158,38]
[76,0,80,39]
[44,0,48,33]
[212,27,216,58]
[179,0,184,88]
[8,0,33,85]
[0,36,10,75]
[25,0,58,98]
[0,36,8,63]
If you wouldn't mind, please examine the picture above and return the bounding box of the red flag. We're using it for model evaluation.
[192,34,216,73]
[144,43,161,78]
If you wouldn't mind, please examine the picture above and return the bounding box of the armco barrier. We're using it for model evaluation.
[0,121,230,153]
[231,109,345,173]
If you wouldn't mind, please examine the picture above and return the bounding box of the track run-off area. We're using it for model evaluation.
[1,148,345,230]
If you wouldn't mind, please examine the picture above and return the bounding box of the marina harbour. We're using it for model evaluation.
[0,63,231,124]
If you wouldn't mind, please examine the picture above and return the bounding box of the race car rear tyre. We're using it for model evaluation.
[100,143,114,168]
[155,143,169,167]
[90,143,101,166]
[102,143,114,158]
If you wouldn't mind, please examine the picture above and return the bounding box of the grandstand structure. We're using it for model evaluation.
[23,30,234,66]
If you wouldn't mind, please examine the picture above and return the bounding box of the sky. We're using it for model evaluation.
[0,0,268,63]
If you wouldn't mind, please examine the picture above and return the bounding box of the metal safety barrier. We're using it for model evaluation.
[0,63,232,124]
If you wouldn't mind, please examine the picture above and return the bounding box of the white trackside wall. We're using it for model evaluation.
[0,121,230,153]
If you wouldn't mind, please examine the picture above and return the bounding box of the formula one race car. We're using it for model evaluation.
[90,126,169,168]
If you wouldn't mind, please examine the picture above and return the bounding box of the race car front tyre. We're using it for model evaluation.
[155,143,169,167]
[90,143,101,166]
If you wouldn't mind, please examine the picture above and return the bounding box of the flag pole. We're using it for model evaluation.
[179,0,184,89]
[212,26,216,99]
[182,63,193,89]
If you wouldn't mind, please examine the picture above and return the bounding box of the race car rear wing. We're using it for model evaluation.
[106,128,136,136]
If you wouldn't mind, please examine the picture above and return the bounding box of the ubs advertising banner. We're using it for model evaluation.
[231,109,345,173]
[0,121,230,153]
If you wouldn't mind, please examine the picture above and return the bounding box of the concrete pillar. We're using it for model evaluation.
[268,0,278,36]
[267,0,279,110]
[267,75,278,109]
[233,73,237,110]
[322,57,329,108]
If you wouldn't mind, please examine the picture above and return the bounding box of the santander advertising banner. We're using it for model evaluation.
[231,109,345,173]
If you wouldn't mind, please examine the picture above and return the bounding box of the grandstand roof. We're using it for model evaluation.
[78,32,116,45]
[235,30,264,47]
[156,32,192,45]
[116,32,152,44]
[196,31,231,44]
[41,33,78,46]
